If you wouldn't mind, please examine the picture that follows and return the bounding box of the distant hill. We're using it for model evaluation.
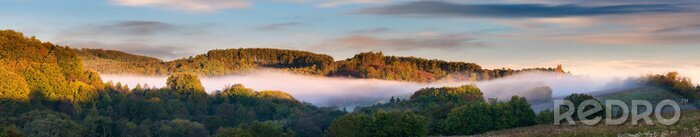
[78,49,565,82]
[78,48,166,75]
[78,48,334,76]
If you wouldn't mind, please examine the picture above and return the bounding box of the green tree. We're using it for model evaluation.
[368,111,429,137]
[214,121,293,137]
[536,109,554,124]
[167,73,205,93]
[326,113,371,137]
[444,103,492,135]
[508,96,536,127]
[156,119,210,137]
[83,114,115,137]
[1,125,23,137]
[22,111,84,137]
[563,93,603,120]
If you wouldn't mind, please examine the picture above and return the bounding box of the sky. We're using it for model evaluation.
[1,0,700,83]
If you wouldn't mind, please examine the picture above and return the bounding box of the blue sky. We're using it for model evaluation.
[2,0,700,81]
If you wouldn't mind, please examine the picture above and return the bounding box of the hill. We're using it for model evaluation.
[78,48,166,75]
[78,49,565,82]
[0,30,103,103]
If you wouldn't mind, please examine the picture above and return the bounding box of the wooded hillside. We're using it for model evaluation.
[79,49,565,82]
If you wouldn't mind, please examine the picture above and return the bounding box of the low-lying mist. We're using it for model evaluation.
[101,71,632,108]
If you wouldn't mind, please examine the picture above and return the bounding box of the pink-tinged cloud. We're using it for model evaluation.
[110,0,250,12]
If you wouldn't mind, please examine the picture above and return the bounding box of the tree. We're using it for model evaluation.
[326,113,371,137]
[214,121,293,137]
[563,93,603,120]
[156,119,210,137]
[327,111,427,137]
[167,73,205,93]
[1,125,23,137]
[410,84,484,104]
[371,111,428,137]
[507,96,536,127]
[221,84,255,97]
[69,81,97,103]
[22,111,84,137]
[536,109,554,124]
[21,63,71,101]
[444,103,492,135]
[83,114,115,137]
[640,72,699,99]
[0,66,30,101]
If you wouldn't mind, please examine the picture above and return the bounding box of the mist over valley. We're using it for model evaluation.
[101,70,631,109]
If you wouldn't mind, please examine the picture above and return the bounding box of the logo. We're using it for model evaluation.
[553,99,681,125]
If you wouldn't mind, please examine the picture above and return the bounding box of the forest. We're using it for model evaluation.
[78,43,565,82]
[0,30,556,136]
[2,29,700,137]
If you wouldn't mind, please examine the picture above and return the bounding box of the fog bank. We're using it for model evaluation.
[101,71,627,108]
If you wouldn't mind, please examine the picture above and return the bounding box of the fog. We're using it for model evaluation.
[101,71,630,108]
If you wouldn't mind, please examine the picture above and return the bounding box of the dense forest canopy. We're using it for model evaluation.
[0,30,102,103]
[345,85,542,136]
[79,48,336,76]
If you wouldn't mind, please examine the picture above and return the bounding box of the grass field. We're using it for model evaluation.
[598,87,687,104]
[470,87,700,137]
[470,110,700,137]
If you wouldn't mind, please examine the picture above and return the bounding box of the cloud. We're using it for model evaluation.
[54,21,213,60]
[478,9,700,45]
[318,0,389,7]
[64,21,175,36]
[349,27,392,34]
[313,33,484,51]
[110,0,250,12]
[654,24,700,33]
[62,41,194,60]
[355,1,687,18]
[573,33,700,45]
[254,22,302,31]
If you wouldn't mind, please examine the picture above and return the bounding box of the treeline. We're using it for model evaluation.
[332,52,565,81]
[637,72,700,100]
[78,48,335,76]
[337,85,553,136]
[165,48,335,75]
[78,49,166,75]
[82,48,565,82]
[0,72,345,137]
